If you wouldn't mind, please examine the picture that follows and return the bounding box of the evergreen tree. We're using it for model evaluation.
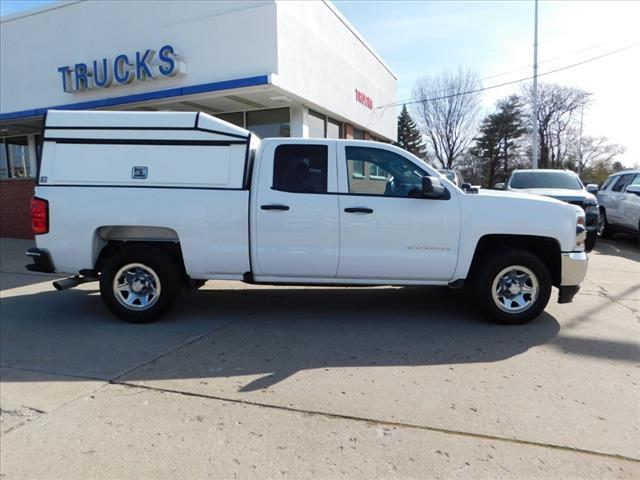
[471,95,526,187]
[397,105,426,158]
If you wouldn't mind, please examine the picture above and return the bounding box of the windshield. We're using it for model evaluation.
[509,172,582,190]
[437,169,462,185]
[438,170,456,182]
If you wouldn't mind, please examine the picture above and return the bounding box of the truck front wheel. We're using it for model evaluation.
[99,246,181,323]
[598,209,613,239]
[472,250,552,325]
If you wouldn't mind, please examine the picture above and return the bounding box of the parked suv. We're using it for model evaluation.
[597,170,640,245]
[495,169,600,251]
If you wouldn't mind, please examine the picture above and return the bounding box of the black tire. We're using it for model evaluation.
[99,246,181,323]
[471,249,552,325]
[598,209,614,239]
[585,231,597,252]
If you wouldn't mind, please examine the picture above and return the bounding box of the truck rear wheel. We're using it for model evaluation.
[472,249,552,325]
[99,246,181,323]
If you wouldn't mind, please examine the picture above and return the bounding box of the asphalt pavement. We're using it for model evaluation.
[1,236,638,479]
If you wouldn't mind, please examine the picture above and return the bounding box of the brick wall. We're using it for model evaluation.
[0,179,36,239]
[344,124,354,140]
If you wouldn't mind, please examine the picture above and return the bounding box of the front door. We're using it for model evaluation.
[606,173,634,224]
[336,145,460,281]
[620,174,640,229]
[253,141,340,278]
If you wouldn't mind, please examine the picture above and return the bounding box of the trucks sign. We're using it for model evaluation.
[355,89,373,109]
[57,44,185,93]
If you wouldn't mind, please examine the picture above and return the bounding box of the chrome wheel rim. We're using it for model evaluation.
[491,265,539,314]
[113,263,161,311]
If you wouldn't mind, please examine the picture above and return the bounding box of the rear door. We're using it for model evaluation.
[336,144,460,281]
[252,141,339,278]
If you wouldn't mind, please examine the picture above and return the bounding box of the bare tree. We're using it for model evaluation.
[520,83,590,168]
[567,135,625,183]
[413,69,483,169]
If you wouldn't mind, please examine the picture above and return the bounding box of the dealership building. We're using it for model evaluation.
[0,0,397,238]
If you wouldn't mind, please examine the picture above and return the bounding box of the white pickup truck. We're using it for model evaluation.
[27,110,588,325]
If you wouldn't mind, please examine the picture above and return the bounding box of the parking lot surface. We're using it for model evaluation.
[1,237,639,479]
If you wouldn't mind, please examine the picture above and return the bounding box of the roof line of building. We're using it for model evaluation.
[0,0,83,22]
[1,0,397,80]
[320,0,397,80]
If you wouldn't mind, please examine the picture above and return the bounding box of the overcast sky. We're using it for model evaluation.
[2,0,639,165]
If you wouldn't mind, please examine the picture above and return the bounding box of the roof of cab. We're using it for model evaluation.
[45,110,250,139]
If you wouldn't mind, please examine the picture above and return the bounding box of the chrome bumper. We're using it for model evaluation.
[561,251,588,286]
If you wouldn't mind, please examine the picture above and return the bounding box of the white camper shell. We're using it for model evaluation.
[40,110,254,189]
[36,110,258,280]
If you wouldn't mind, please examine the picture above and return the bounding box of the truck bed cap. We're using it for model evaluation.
[45,110,249,140]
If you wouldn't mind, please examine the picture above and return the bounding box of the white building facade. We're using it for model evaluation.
[0,0,397,237]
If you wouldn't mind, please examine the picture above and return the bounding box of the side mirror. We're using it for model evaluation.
[626,184,640,196]
[586,184,598,194]
[494,182,505,190]
[461,182,479,193]
[422,176,446,198]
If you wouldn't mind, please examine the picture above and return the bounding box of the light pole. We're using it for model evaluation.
[577,93,591,177]
[531,0,539,169]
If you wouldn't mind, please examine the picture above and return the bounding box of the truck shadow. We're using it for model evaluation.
[593,236,639,262]
[1,284,565,390]
[0,272,63,291]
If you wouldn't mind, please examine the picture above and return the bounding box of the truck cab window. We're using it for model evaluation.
[346,146,425,197]
[272,144,328,194]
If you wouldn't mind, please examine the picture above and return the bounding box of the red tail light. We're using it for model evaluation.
[31,197,49,235]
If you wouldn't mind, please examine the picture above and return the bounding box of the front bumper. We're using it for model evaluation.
[558,251,588,304]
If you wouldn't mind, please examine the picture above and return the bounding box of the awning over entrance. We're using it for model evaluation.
[0,76,305,136]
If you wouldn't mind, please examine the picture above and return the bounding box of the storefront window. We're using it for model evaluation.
[353,128,365,140]
[0,141,8,179]
[351,161,365,178]
[1,137,33,179]
[327,118,342,139]
[308,110,326,138]
[216,112,245,128]
[246,108,290,138]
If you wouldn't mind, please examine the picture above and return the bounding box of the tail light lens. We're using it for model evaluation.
[31,197,49,235]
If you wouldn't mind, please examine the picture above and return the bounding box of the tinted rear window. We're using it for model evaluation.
[272,144,328,193]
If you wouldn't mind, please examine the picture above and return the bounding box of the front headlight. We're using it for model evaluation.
[575,211,586,251]
[585,204,599,215]
[584,196,598,215]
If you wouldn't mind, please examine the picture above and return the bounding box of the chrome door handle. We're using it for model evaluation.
[261,204,290,211]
